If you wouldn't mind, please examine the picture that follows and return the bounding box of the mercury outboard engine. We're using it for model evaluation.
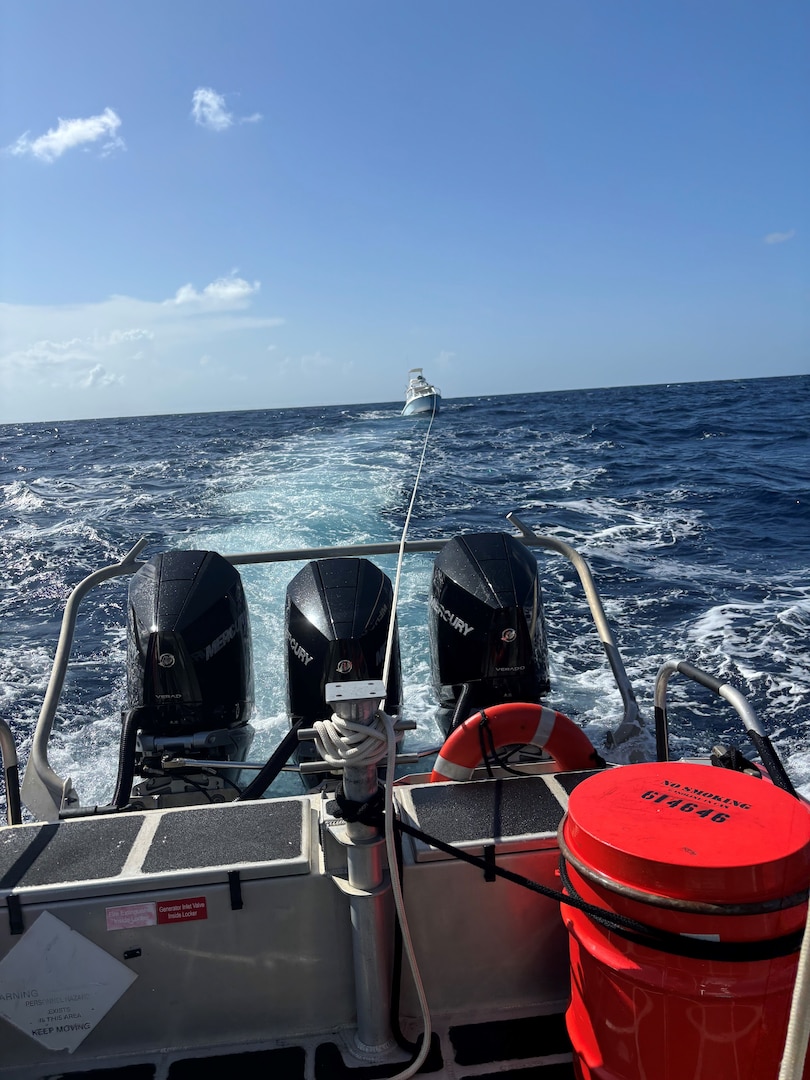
[285,557,402,785]
[121,550,254,807]
[429,531,550,736]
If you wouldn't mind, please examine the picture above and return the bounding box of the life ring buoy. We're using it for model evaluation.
[430,702,602,782]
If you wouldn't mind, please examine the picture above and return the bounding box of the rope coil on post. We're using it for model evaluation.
[313,713,392,770]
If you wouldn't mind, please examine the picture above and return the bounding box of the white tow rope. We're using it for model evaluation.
[316,400,437,1077]
[382,397,437,689]
[379,397,438,1079]
[315,398,437,773]
[779,900,810,1080]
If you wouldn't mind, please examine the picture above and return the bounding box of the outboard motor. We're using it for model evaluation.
[285,557,402,784]
[429,531,550,736]
[122,550,254,806]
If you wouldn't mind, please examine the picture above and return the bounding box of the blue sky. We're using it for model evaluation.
[0,1,807,424]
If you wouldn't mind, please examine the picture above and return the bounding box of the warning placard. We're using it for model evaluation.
[0,912,137,1052]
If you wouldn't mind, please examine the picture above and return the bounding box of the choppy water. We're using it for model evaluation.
[1,375,808,813]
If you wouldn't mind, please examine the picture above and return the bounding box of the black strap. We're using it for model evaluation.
[332,783,386,826]
[482,844,496,882]
[395,817,804,963]
[228,869,243,911]
[557,856,803,962]
[7,893,23,936]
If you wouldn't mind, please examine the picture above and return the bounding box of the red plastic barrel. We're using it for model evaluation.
[560,762,810,1080]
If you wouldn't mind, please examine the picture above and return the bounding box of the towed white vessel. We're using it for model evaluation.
[401,369,441,416]
[0,512,808,1080]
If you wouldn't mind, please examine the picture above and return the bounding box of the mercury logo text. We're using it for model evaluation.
[429,597,474,636]
[287,630,314,666]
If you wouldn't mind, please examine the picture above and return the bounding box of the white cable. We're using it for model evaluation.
[381,708,433,1080]
[374,397,436,1079]
[779,904,810,1080]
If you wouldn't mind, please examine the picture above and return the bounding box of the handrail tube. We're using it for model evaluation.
[0,719,22,825]
[656,659,760,760]
[654,659,679,761]
[20,538,150,822]
[654,659,795,795]
[507,512,643,744]
[226,538,449,564]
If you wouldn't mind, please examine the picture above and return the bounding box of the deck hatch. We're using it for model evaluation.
[0,818,143,888]
[140,800,305,874]
[397,775,565,862]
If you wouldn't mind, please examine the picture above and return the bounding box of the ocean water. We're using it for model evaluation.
[1,375,808,815]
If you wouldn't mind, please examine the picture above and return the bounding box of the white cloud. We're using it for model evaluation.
[168,274,260,308]
[5,108,124,163]
[764,230,796,245]
[82,364,124,389]
[192,88,234,131]
[104,328,154,345]
[273,351,356,382]
[0,275,283,421]
[191,87,262,131]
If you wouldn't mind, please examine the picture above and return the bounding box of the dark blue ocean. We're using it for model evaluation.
[1,375,808,815]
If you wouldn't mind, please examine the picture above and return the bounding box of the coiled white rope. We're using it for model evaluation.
[313,713,390,769]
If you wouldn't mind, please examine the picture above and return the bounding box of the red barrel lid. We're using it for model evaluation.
[563,762,810,904]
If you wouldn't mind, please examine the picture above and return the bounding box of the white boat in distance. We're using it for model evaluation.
[1,512,809,1080]
[401,367,441,416]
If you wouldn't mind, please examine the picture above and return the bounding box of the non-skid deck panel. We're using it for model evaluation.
[140,800,304,874]
[407,776,565,847]
[0,800,305,891]
[553,770,603,797]
[0,818,144,889]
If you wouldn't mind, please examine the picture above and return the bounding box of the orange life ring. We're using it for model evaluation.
[429,702,602,782]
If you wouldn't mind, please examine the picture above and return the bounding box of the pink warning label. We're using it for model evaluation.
[105,902,157,931]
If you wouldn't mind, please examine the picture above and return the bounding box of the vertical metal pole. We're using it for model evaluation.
[326,683,394,1055]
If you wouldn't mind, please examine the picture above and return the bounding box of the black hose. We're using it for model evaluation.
[235,719,305,802]
[4,764,22,826]
[111,708,143,808]
[447,684,472,733]
[59,707,145,817]
[747,730,798,797]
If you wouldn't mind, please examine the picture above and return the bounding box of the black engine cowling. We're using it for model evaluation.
[124,551,254,795]
[285,557,402,780]
[126,550,254,733]
[429,531,550,735]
